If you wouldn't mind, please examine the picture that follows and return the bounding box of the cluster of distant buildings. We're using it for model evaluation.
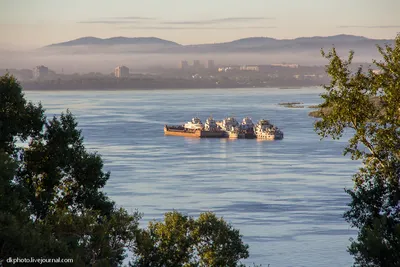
[175,60,303,74]
[5,62,383,83]
[14,65,131,80]
[19,63,321,83]
[114,66,129,78]
[33,65,49,79]
[30,65,131,79]
[179,60,215,70]
[219,63,299,72]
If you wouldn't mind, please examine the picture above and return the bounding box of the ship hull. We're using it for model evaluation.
[164,125,226,138]
[199,131,226,138]
[255,134,284,140]
[227,131,252,139]
[244,132,257,139]
[241,129,256,139]
[228,132,239,139]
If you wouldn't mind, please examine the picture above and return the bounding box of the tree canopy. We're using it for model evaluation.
[132,211,250,267]
[0,73,141,266]
[315,34,400,266]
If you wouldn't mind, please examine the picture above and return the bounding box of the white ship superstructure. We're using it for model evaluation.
[217,117,239,131]
[184,117,204,130]
[217,117,242,138]
[240,117,255,130]
[254,119,284,140]
[204,116,220,131]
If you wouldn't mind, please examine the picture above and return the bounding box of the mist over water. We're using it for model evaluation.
[24,87,360,266]
[1,47,382,73]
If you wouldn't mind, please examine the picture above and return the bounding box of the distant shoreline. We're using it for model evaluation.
[21,85,319,91]
[21,83,322,91]
[19,76,326,91]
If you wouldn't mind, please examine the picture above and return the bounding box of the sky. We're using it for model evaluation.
[1,0,400,49]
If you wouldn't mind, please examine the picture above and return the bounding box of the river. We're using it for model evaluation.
[25,87,359,267]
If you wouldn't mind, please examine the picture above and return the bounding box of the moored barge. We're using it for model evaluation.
[164,125,226,138]
[164,117,226,138]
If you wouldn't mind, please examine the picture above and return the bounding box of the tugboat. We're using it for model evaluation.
[239,117,256,139]
[254,119,284,140]
[217,117,242,138]
[217,117,239,130]
[164,117,226,138]
[204,116,219,131]
[184,117,203,130]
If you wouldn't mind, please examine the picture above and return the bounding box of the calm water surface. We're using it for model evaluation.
[25,88,359,267]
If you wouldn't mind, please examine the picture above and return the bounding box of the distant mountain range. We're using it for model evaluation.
[47,36,180,47]
[39,35,395,64]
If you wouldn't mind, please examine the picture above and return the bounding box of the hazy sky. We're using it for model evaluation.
[1,0,399,48]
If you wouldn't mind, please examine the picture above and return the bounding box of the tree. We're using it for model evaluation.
[315,34,400,266]
[0,74,140,266]
[0,74,45,155]
[131,211,250,267]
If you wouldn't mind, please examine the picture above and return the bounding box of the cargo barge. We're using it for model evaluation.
[164,117,226,138]
[164,125,226,138]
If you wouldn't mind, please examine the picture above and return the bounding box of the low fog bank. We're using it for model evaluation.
[0,49,382,74]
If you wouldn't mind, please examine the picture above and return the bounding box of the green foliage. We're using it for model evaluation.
[0,73,45,155]
[20,110,114,219]
[132,211,249,267]
[0,75,141,266]
[316,34,400,266]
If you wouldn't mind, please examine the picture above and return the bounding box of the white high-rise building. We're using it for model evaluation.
[33,65,49,79]
[114,66,129,78]
[207,60,215,69]
[193,60,202,68]
[179,60,189,70]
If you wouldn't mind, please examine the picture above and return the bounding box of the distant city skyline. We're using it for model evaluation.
[1,0,400,49]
